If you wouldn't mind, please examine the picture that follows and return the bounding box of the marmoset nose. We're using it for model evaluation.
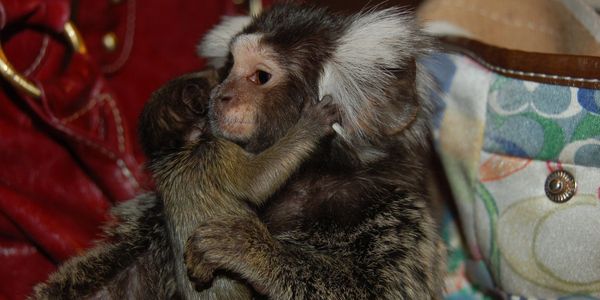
[214,86,234,103]
[210,84,233,103]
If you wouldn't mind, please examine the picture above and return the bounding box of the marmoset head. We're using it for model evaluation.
[200,3,431,157]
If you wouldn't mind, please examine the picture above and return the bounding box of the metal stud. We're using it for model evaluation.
[102,32,118,52]
[544,170,576,203]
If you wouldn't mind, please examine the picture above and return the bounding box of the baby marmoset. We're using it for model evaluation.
[31,70,339,299]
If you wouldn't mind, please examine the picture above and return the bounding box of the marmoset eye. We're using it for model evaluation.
[257,70,271,85]
[249,70,272,85]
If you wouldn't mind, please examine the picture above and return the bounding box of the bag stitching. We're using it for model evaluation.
[101,0,136,74]
[23,36,49,77]
[462,48,600,84]
[60,93,126,153]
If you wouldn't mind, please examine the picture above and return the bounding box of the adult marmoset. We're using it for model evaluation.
[31,70,339,299]
[184,3,446,299]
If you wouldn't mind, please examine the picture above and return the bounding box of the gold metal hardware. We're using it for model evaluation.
[544,170,577,203]
[0,21,87,98]
[102,32,118,52]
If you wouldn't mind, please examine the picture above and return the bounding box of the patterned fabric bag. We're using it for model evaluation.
[418,0,600,298]
[424,38,600,299]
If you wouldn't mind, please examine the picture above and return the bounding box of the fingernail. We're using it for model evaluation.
[332,123,344,135]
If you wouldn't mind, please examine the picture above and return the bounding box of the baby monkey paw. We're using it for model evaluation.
[184,215,274,291]
[301,95,341,136]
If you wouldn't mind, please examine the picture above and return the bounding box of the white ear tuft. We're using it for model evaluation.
[198,16,253,68]
[318,8,426,140]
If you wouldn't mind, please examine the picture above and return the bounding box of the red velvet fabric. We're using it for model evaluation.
[0,1,258,298]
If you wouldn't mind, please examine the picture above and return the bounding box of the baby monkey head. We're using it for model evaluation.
[139,72,218,160]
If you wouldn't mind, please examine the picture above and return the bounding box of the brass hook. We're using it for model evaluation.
[0,21,87,98]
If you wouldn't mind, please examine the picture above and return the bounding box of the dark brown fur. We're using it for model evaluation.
[31,69,339,299]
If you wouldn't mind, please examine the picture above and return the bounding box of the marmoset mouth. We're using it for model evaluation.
[217,116,256,138]
[220,116,254,125]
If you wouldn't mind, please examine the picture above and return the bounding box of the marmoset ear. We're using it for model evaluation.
[198,16,253,68]
[318,8,430,141]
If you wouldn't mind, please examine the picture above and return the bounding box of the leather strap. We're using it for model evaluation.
[440,36,600,89]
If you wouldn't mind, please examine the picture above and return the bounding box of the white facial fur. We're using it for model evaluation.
[229,34,284,88]
[318,8,427,140]
[198,16,253,68]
